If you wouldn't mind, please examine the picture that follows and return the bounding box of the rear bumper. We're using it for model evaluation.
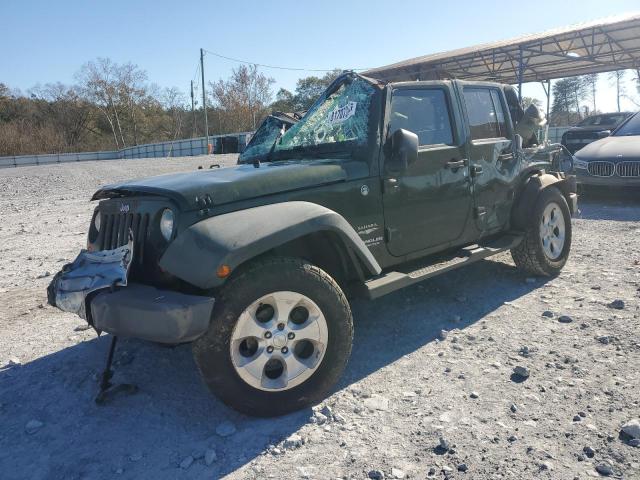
[90,284,214,344]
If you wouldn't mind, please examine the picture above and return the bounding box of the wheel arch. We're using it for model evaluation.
[511,172,577,231]
[159,201,382,290]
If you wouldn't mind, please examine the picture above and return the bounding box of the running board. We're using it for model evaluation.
[364,234,523,299]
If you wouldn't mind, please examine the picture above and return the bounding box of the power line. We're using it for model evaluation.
[201,48,373,72]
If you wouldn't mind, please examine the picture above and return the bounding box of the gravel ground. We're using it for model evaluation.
[0,156,639,480]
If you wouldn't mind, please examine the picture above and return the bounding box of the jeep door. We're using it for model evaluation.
[382,84,472,257]
[458,85,519,235]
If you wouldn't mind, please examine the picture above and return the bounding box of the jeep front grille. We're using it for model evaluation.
[616,161,640,177]
[99,212,150,264]
[587,161,615,177]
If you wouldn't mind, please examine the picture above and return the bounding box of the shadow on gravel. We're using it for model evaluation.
[0,258,542,479]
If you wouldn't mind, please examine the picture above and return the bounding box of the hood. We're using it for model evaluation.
[575,135,640,161]
[92,160,352,210]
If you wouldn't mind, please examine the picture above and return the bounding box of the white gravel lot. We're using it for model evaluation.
[0,156,639,480]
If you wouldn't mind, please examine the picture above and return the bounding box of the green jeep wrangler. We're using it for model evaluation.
[49,72,577,416]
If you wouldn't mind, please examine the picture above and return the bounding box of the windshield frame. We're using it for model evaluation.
[612,111,640,137]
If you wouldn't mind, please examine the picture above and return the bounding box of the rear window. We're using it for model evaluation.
[463,88,508,140]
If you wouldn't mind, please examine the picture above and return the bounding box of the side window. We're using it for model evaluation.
[389,89,454,147]
[463,88,508,140]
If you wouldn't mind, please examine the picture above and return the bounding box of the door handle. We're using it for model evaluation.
[498,153,514,162]
[445,159,467,170]
[470,164,484,177]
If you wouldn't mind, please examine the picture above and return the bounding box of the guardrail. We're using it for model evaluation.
[0,132,253,169]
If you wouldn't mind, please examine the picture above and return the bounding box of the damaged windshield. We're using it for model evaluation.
[274,76,375,153]
[240,115,290,160]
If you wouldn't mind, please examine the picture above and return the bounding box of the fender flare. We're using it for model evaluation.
[159,201,382,289]
[511,172,577,230]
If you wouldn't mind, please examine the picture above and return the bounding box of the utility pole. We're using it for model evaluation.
[190,80,197,137]
[200,48,210,153]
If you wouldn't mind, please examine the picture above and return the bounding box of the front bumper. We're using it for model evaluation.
[48,243,215,344]
[575,169,640,187]
[90,284,214,344]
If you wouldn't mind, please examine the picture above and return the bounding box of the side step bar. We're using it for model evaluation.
[364,234,523,299]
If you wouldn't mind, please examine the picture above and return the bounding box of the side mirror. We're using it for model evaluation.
[389,128,418,171]
[597,130,611,138]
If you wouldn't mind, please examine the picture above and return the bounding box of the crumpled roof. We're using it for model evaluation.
[364,13,640,84]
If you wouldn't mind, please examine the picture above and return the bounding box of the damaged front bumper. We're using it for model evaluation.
[47,239,215,344]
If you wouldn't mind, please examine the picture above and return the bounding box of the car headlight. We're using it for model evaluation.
[94,212,101,232]
[574,158,588,169]
[160,209,174,241]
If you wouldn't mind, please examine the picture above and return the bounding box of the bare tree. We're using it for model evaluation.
[76,58,125,148]
[608,70,626,112]
[582,73,599,113]
[210,65,275,132]
[76,58,151,148]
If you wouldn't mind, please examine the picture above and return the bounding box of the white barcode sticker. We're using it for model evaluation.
[327,102,357,125]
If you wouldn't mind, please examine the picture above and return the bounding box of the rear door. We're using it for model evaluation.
[460,86,518,234]
[382,84,472,256]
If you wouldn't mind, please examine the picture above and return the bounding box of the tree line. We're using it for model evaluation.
[0,58,341,157]
[550,70,640,125]
[2,58,638,157]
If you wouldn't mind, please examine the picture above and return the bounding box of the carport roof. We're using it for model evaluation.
[364,13,640,84]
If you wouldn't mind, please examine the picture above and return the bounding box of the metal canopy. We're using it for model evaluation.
[364,13,640,85]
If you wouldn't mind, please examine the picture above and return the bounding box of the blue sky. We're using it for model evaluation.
[2,0,639,111]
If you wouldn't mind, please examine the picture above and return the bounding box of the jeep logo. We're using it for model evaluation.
[120,204,130,213]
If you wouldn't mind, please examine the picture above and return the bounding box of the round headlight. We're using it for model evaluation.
[160,209,174,241]
[94,213,101,232]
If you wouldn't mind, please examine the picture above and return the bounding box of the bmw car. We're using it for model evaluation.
[562,112,632,154]
[573,111,640,188]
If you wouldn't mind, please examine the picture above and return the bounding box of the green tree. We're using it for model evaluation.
[269,88,297,113]
[291,69,342,110]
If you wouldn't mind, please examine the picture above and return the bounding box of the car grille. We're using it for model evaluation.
[99,212,150,264]
[587,161,615,177]
[616,161,640,177]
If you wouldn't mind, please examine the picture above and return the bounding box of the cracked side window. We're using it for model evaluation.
[240,116,284,160]
[275,79,374,152]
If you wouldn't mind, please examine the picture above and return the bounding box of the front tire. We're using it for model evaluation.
[193,257,353,417]
[511,187,572,276]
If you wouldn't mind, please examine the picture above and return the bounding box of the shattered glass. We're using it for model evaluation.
[275,78,374,152]
[240,116,286,160]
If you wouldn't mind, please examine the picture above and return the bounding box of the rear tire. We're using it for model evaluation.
[511,187,572,276]
[193,257,353,417]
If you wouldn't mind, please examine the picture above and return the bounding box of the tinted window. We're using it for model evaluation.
[463,88,508,140]
[389,89,454,146]
[579,114,630,126]
[613,113,640,137]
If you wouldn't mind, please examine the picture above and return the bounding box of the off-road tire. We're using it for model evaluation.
[511,187,572,276]
[193,257,353,417]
